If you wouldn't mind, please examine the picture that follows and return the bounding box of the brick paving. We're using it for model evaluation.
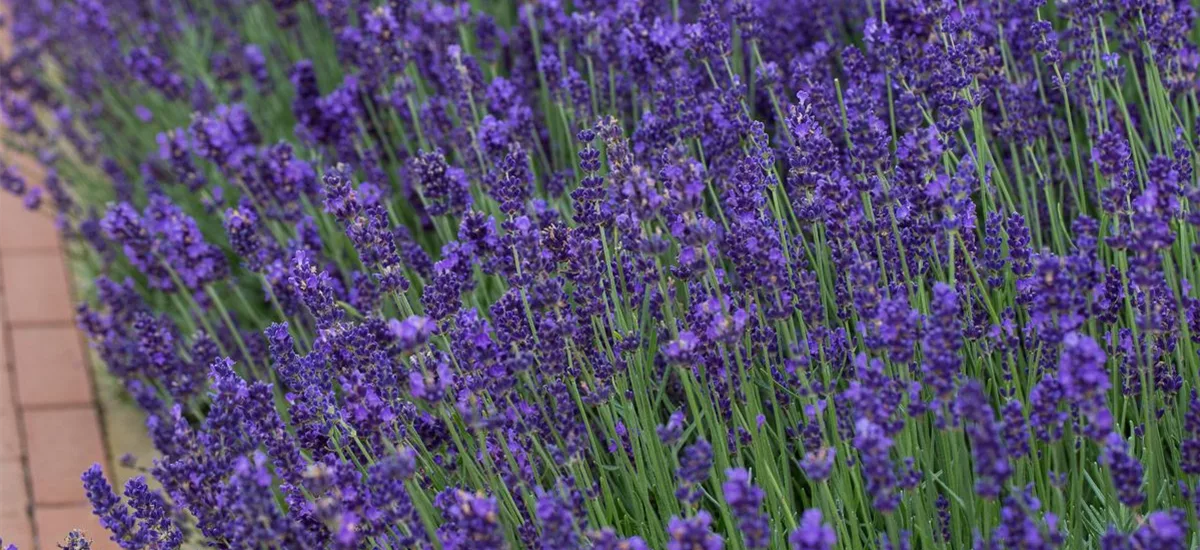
[0,2,125,545]
[0,183,117,550]
[0,0,178,544]
[0,0,116,542]
[1,6,115,548]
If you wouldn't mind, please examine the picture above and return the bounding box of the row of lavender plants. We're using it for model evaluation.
[3,0,1200,548]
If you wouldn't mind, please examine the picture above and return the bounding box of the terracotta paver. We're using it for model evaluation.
[2,13,117,549]
[0,458,29,517]
[11,327,91,407]
[23,408,107,506]
[0,513,34,550]
[0,410,19,461]
[0,252,75,325]
[0,350,11,401]
[34,504,117,550]
[0,292,7,354]
[0,365,21,460]
[0,193,60,251]
[0,336,12,396]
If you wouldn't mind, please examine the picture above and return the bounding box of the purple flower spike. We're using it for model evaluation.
[789,509,836,550]
[388,315,435,350]
[722,468,770,549]
[666,511,724,550]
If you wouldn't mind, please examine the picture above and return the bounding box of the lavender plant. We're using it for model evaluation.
[2,0,1200,548]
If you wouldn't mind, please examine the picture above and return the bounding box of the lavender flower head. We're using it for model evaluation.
[436,489,507,550]
[667,511,724,550]
[789,509,836,550]
[722,468,770,549]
